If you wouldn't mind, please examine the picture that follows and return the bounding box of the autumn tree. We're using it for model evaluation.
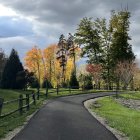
[43,44,57,86]
[86,64,102,89]
[24,46,43,89]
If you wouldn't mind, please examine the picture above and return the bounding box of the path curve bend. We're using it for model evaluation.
[12,92,118,140]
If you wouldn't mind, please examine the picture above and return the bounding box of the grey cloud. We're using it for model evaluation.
[0,0,140,61]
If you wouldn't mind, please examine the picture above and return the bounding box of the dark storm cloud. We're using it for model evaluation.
[0,0,140,24]
[1,0,140,38]
[0,0,95,25]
[0,0,140,62]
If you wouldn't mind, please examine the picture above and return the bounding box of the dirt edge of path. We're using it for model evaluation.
[84,98,129,140]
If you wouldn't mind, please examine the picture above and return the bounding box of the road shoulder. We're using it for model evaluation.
[84,98,128,140]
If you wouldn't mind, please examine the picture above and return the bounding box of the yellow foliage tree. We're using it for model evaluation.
[24,46,44,86]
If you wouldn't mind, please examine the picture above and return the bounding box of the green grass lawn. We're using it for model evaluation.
[0,89,33,115]
[0,89,44,138]
[118,91,140,100]
[0,89,32,101]
[0,99,43,139]
[91,96,140,140]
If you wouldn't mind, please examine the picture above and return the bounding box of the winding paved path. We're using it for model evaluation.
[12,92,118,140]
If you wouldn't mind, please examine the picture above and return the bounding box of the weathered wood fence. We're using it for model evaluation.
[0,91,37,118]
[0,86,121,118]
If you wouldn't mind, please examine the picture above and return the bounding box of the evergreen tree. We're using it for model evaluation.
[84,75,93,90]
[1,49,24,89]
[110,10,135,66]
[42,78,53,88]
[69,70,79,89]
[0,49,7,87]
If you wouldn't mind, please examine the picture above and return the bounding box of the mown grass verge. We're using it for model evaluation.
[117,91,140,100]
[91,95,140,140]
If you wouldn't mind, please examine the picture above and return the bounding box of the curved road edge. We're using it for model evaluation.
[84,97,128,140]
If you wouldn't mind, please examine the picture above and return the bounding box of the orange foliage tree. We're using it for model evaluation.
[24,46,44,87]
[24,43,80,88]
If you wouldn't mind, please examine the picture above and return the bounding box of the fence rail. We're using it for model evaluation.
[0,91,37,118]
[0,86,127,118]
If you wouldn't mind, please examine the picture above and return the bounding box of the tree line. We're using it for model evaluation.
[0,9,140,90]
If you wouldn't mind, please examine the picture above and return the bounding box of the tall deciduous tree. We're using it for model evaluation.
[75,17,100,64]
[1,49,24,89]
[86,64,102,89]
[94,18,112,89]
[24,46,43,88]
[43,44,57,85]
[115,61,136,89]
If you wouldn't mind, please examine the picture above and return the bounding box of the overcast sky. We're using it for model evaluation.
[0,0,140,64]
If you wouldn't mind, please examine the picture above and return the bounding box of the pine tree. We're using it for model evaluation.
[0,49,7,87]
[1,49,24,89]
[84,75,93,90]
[69,70,79,89]
[110,10,135,66]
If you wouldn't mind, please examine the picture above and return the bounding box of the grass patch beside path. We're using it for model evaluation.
[0,89,43,138]
[0,89,32,101]
[118,91,140,100]
[0,98,43,139]
[92,97,140,140]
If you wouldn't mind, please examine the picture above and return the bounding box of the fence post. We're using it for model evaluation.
[32,92,36,105]
[69,86,71,94]
[37,88,40,100]
[26,94,29,111]
[0,98,4,116]
[19,94,23,115]
[56,85,59,95]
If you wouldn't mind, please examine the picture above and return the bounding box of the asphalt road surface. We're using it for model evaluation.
[12,92,118,140]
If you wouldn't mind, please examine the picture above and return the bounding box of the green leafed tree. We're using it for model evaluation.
[75,17,101,64]
[109,10,135,88]
[110,10,135,65]
[1,49,24,89]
